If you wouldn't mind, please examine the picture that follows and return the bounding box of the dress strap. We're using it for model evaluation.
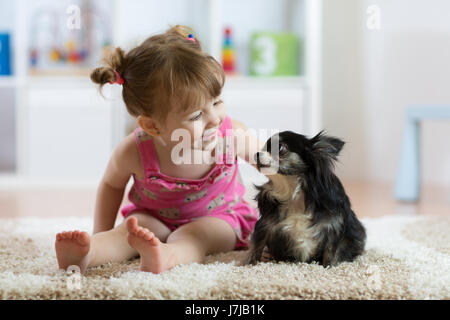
[134,128,160,175]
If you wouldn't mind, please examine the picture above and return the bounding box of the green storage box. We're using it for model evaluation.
[250,31,300,76]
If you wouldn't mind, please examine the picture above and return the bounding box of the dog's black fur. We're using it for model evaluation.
[245,130,366,267]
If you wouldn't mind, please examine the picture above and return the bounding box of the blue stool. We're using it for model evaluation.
[394,105,450,202]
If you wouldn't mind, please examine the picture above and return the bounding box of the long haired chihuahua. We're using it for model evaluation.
[245,131,366,267]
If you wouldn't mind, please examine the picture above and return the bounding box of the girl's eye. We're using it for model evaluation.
[213,100,223,106]
[190,112,202,121]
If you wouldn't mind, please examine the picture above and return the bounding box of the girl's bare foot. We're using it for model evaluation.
[126,216,174,274]
[55,230,91,273]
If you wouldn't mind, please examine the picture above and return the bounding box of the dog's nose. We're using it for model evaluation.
[255,152,272,167]
[255,152,260,164]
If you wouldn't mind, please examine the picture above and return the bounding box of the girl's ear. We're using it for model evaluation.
[311,130,345,159]
[137,115,161,136]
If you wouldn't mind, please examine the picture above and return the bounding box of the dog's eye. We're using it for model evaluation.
[279,144,288,156]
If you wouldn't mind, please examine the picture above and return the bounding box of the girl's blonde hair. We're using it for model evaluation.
[90,25,225,124]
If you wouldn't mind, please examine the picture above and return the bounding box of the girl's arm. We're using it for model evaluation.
[231,118,265,169]
[93,134,136,234]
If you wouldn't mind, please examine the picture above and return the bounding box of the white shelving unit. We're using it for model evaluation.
[0,77,18,88]
[0,0,321,188]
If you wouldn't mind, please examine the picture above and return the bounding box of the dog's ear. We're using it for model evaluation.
[311,130,345,160]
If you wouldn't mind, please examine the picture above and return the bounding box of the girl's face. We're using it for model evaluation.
[162,96,226,151]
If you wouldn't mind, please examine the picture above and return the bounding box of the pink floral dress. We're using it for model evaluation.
[121,116,259,249]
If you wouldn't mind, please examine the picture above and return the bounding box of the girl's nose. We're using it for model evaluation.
[206,110,221,127]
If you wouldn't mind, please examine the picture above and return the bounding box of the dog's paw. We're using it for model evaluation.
[240,253,259,266]
[260,247,275,262]
[260,251,274,262]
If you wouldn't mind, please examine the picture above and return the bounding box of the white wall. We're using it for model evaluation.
[0,0,14,31]
[322,0,450,186]
[322,0,366,181]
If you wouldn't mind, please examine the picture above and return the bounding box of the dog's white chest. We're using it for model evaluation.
[263,175,319,261]
[278,199,318,261]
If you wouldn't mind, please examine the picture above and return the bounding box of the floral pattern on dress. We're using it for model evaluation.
[185,190,208,203]
[158,208,180,219]
[207,192,226,213]
[140,186,158,200]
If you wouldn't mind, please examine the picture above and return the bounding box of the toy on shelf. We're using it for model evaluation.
[0,33,12,75]
[30,49,38,67]
[222,27,236,74]
[28,0,112,76]
[66,40,82,63]
[250,31,300,77]
[49,48,62,62]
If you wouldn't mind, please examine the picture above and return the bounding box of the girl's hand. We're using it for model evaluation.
[231,118,265,170]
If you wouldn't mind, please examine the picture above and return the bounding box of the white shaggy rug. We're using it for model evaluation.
[0,215,449,300]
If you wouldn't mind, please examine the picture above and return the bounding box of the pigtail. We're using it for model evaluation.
[90,47,126,92]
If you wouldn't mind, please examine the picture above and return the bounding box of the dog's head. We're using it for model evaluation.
[255,130,345,177]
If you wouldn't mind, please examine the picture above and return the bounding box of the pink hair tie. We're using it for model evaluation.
[109,69,124,85]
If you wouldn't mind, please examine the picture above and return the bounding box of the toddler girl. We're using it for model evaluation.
[54,25,263,274]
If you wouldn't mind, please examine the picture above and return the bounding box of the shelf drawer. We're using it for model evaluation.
[28,86,107,109]
[25,86,113,179]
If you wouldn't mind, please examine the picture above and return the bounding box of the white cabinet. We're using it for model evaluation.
[26,81,113,179]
